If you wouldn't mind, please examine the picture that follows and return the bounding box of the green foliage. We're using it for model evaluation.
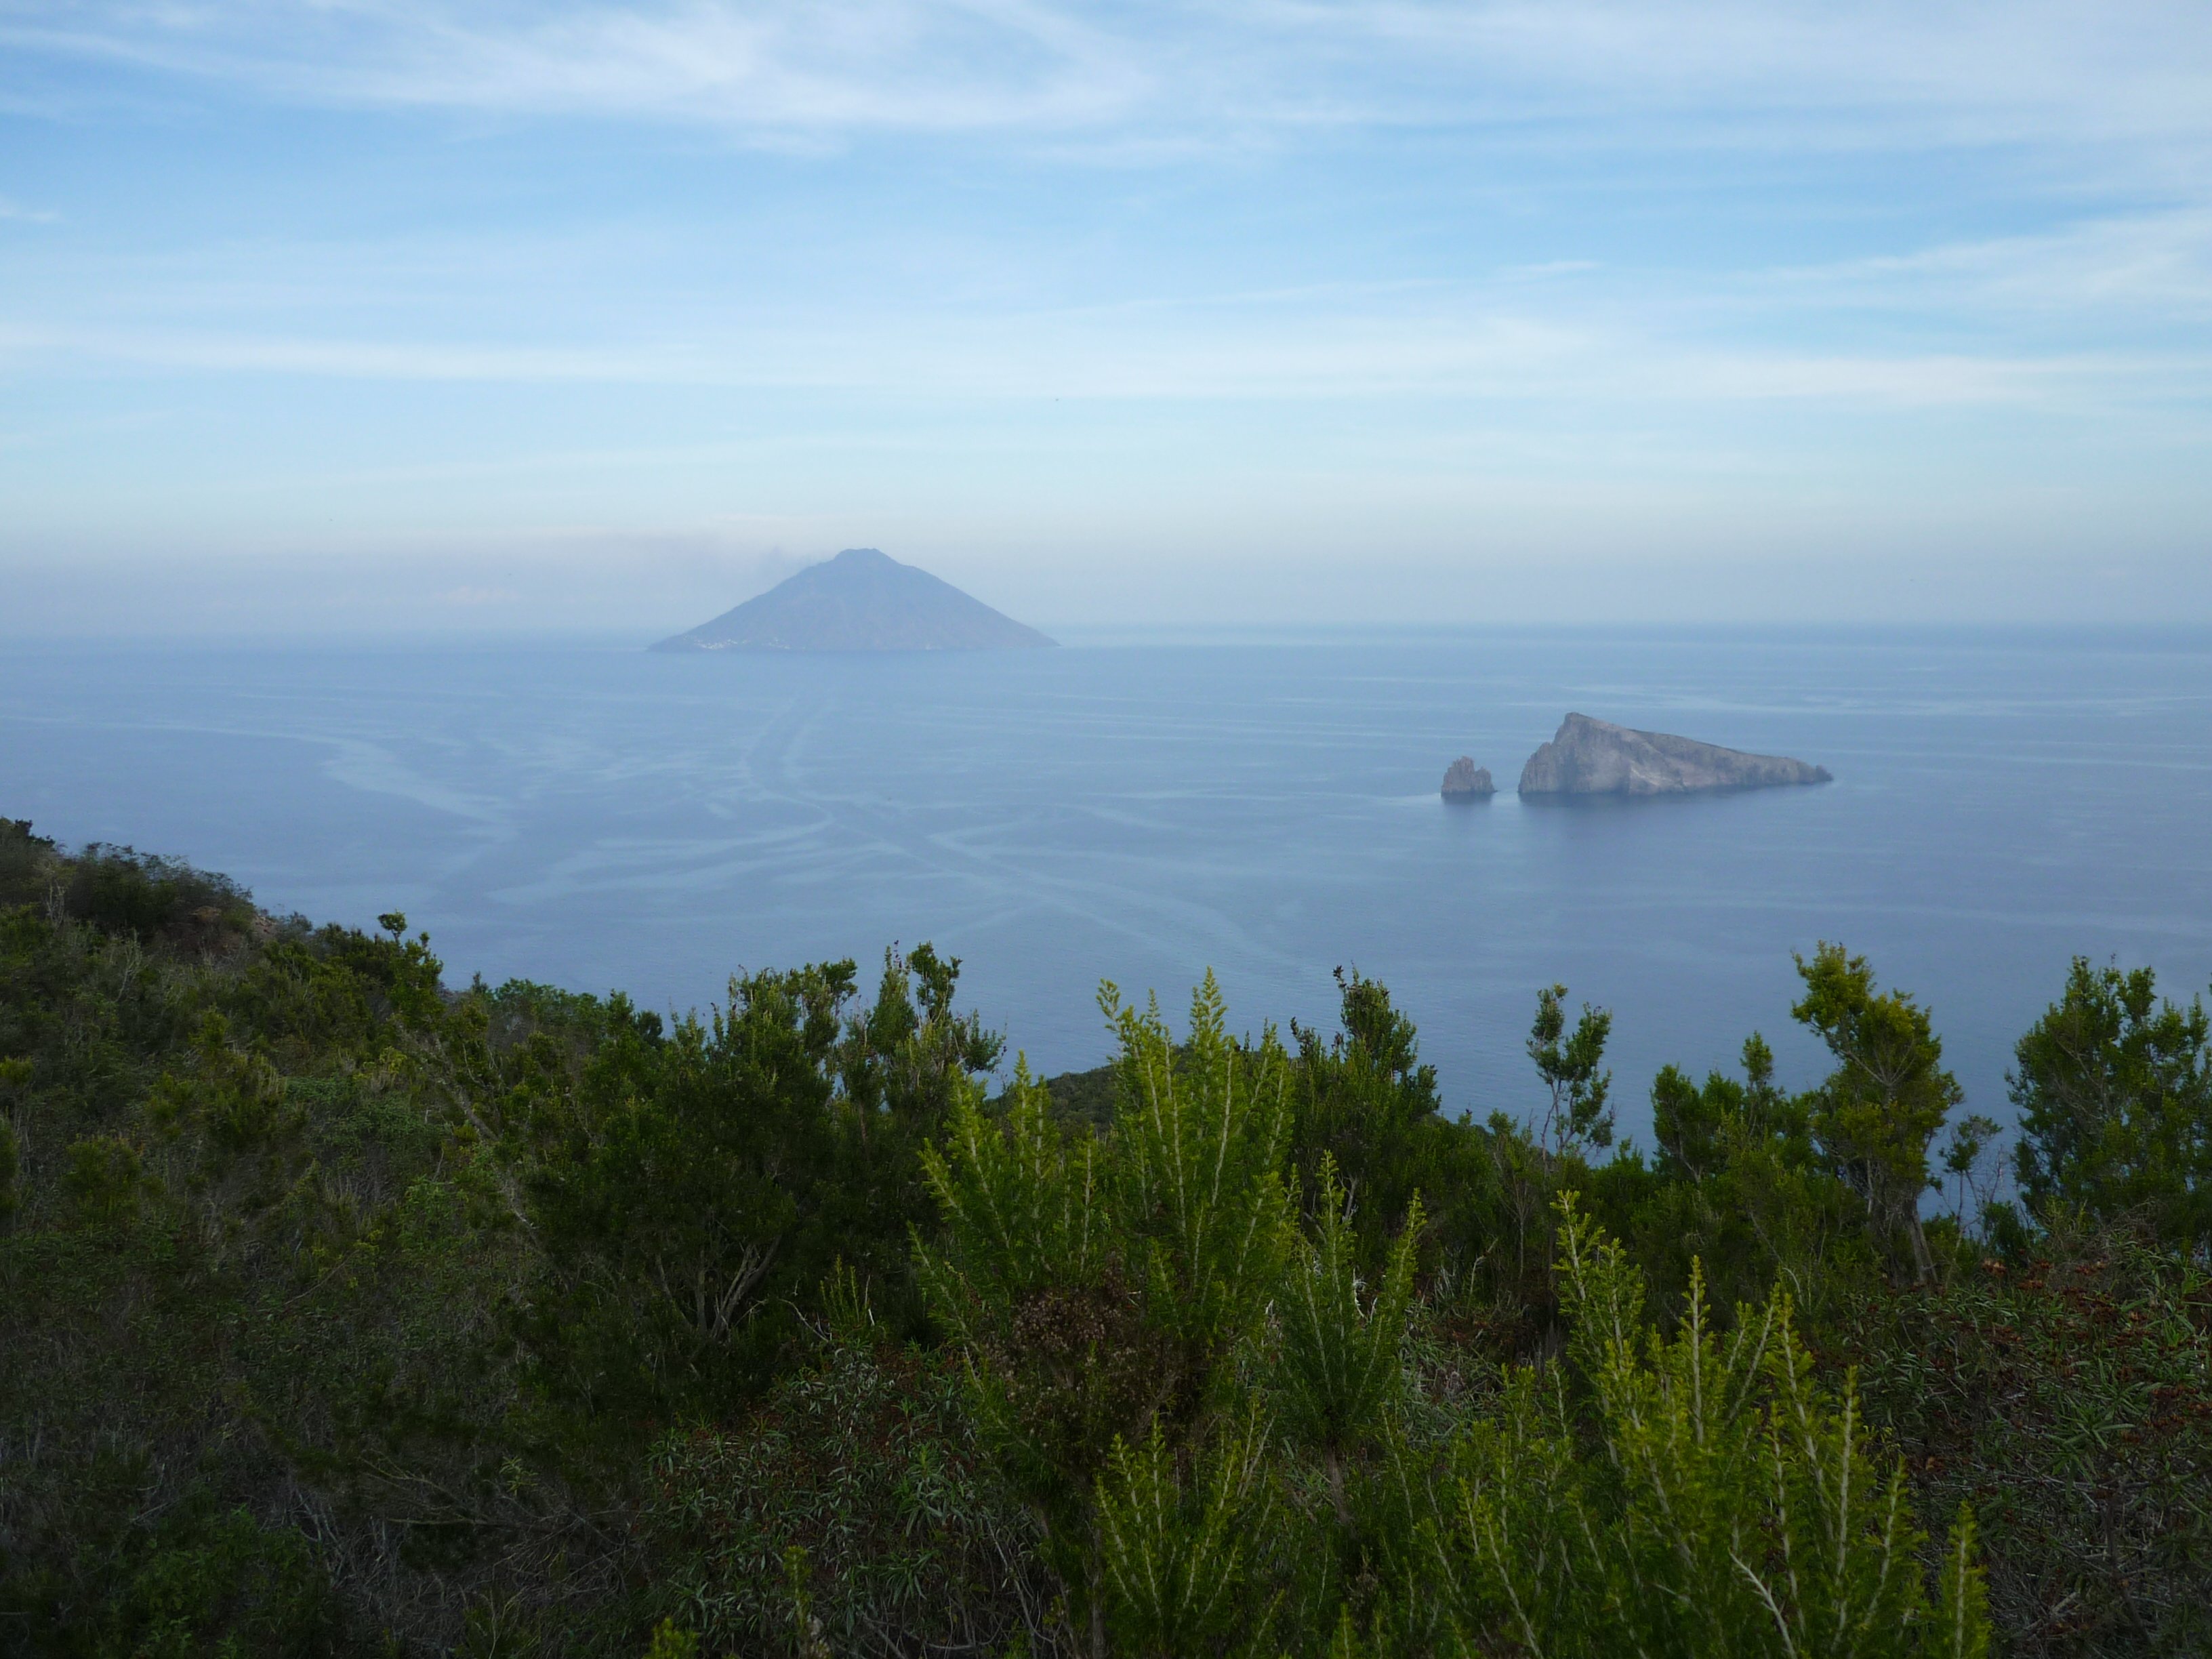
[2011,957,2212,1253]
[1,1490,338,1657]
[918,974,1295,1645]
[1286,970,1447,1277]
[1425,1195,1988,1659]
[520,972,841,1418]
[1652,1032,1788,1184]
[0,817,57,907]
[60,1132,152,1226]
[644,1322,1042,1656]
[1528,983,1614,1153]
[1795,943,1964,1282]
[63,840,259,947]
[1044,1060,1120,1130]
[2,849,773,1651]
[499,945,1008,1435]
[1096,1414,1273,1658]
[0,1111,19,1225]
[5,830,2196,1658]
[1290,971,1435,1193]
[1108,977,1294,1383]
[1852,1229,2212,1656]
[1274,1158,1420,1521]
[1633,1033,1872,1324]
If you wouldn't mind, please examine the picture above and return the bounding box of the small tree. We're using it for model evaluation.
[1286,968,1443,1271]
[1641,1034,1872,1323]
[1528,984,1614,1155]
[1793,945,1961,1282]
[2011,957,2211,1254]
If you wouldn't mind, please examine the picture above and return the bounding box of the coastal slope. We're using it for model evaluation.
[652,547,1055,652]
[1519,713,1830,796]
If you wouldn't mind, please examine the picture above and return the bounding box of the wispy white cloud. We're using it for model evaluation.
[0,194,59,222]
[0,321,697,382]
[1758,210,2212,322]
[0,0,1149,134]
[1255,1,2212,142]
[1502,261,1599,280]
[3,1,2209,628]
[6,305,2200,419]
[3,0,2207,157]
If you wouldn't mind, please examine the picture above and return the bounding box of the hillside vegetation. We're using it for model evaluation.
[1,819,2207,1658]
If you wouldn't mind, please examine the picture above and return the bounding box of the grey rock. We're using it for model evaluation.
[1441,757,1494,798]
[1518,713,1830,796]
[652,548,1055,653]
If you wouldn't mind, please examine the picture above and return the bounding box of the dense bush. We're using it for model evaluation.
[1,823,2207,1656]
[1851,1230,2212,1656]
[644,1298,1045,1655]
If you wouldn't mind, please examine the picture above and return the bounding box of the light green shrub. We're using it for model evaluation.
[1422,1195,1987,1659]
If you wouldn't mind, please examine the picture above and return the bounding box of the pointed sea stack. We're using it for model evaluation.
[1441,757,1494,800]
[652,548,1055,653]
[1518,714,1830,796]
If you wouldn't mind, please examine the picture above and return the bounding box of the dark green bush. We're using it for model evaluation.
[64,843,256,947]
[0,818,55,909]
[645,1318,1043,1656]
[2,833,2207,1657]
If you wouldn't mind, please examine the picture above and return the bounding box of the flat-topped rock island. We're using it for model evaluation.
[1519,713,1831,796]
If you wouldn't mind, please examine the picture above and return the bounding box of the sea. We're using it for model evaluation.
[6,628,2211,1149]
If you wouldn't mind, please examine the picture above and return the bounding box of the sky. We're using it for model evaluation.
[3,1,2211,636]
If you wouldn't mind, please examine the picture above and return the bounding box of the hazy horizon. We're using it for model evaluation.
[5,2,2211,635]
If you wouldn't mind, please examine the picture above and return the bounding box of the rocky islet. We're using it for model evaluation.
[1517,713,1830,796]
[1441,757,1495,798]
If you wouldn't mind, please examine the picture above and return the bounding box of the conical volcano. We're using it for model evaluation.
[651,548,1055,653]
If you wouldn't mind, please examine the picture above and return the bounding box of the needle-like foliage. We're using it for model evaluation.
[1277,1156,1421,1525]
[1425,1195,1989,1659]
[918,973,1295,1654]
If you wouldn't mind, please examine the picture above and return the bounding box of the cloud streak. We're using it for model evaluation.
[7,308,2202,419]
[3,1,2209,626]
[4,0,2208,158]
[1759,210,2212,323]
[2,0,1148,134]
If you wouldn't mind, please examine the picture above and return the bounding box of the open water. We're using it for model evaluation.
[5,629,2211,1145]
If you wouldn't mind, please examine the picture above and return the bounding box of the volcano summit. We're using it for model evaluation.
[652,548,1055,653]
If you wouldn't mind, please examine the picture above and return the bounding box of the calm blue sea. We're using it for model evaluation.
[5,630,2210,1143]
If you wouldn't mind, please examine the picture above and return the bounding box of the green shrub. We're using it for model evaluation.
[64,844,255,946]
[645,1324,1042,1656]
[1853,1230,2212,1656]
[0,1113,19,1225]
[60,1133,152,1227]
[1416,1195,1988,1659]
[2011,958,2212,1255]
[0,818,55,908]
[1,831,2191,1658]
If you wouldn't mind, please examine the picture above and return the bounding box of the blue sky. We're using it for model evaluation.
[3,1,2209,634]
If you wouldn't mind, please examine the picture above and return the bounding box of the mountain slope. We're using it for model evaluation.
[651,548,1055,652]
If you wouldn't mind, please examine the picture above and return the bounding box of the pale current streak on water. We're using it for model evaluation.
[5,630,2210,1140]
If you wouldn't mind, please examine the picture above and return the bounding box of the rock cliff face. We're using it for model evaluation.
[1441,757,1494,798]
[1517,714,1830,796]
